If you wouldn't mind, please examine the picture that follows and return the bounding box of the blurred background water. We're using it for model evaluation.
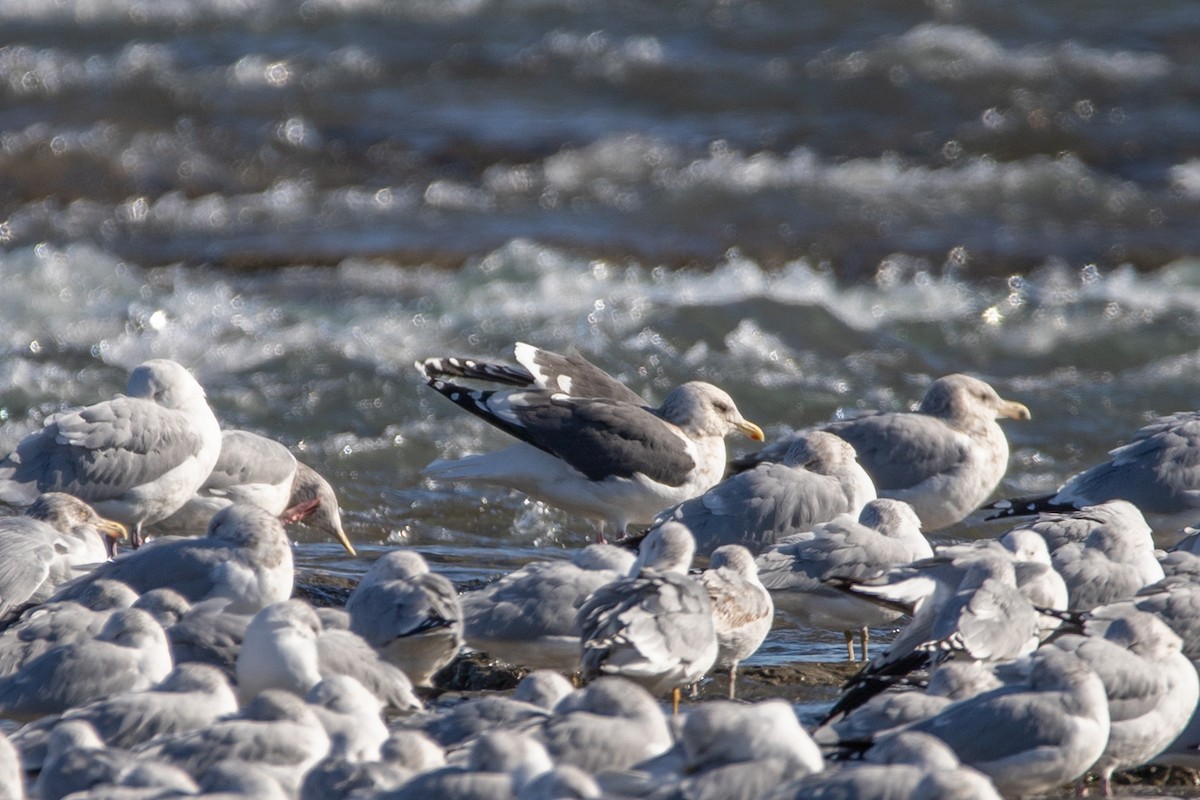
[1,0,1199,663]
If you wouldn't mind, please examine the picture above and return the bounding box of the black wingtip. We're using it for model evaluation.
[979,493,1064,521]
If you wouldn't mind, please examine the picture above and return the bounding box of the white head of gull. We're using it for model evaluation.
[0,359,222,548]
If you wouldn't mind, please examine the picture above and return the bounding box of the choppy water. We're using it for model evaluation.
[2,0,1200,665]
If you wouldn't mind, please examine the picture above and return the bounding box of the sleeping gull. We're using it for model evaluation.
[1000,500,1163,610]
[1050,608,1198,796]
[0,493,126,621]
[537,677,673,773]
[575,521,717,710]
[236,599,422,713]
[736,374,1030,530]
[648,430,875,558]
[49,503,294,615]
[756,498,931,661]
[460,544,635,671]
[894,646,1110,797]
[152,429,355,555]
[699,545,773,699]
[405,671,570,748]
[422,370,764,542]
[0,607,172,722]
[420,342,643,404]
[346,550,463,687]
[380,731,553,800]
[11,662,237,770]
[986,410,1200,533]
[0,359,222,548]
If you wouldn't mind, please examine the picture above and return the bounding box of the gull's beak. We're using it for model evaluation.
[96,518,128,541]
[736,420,766,442]
[998,400,1032,421]
[281,498,357,557]
[331,526,357,557]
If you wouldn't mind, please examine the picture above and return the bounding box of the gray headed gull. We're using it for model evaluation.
[0,359,222,548]
[460,544,635,671]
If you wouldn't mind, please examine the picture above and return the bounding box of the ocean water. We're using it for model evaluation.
[2,0,1199,665]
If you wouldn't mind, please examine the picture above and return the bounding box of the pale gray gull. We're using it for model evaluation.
[378,730,552,800]
[649,429,875,558]
[825,550,1040,722]
[0,493,126,621]
[236,599,422,713]
[736,374,1030,530]
[1050,608,1198,796]
[133,688,332,795]
[698,544,773,699]
[460,544,635,671]
[538,677,673,774]
[575,522,717,709]
[756,498,931,661]
[1000,500,1163,610]
[0,359,222,548]
[0,607,171,722]
[407,670,571,748]
[422,373,764,542]
[986,410,1200,533]
[895,646,1110,797]
[598,699,823,800]
[305,675,389,763]
[0,579,138,678]
[299,729,444,800]
[152,429,355,555]
[49,503,293,615]
[346,549,463,687]
[768,731,1002,800]
[11,662,236,772]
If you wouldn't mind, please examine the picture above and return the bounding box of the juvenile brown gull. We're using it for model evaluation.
[699,544,773,699]
[0,359,222,548]
[0,493,126,621]
[650,429,875,558]
[152,428,355,555]
[422,372,764,542]
[736,374,1030,531]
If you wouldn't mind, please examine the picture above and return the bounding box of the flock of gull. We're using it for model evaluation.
[0,347,1197,799]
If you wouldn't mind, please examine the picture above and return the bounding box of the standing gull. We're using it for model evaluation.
[0,359,222,548]
[152,429,356,555]
[736,374,1030,531]
[649,430,875,558]
[422,366,764,542]
[756,498,931,661]
[575,522,718,709]
[699,545,773,699]
[49,503,294,615]
[986,410,1200,533]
